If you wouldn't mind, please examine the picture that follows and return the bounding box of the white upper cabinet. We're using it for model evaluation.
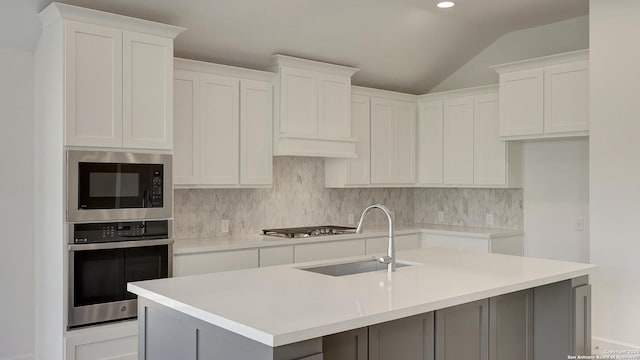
[48,3,185,150]
[443,97,474,185]
[122,31,174,149]
[64,21,123,148]
[271,55,359,158]
[325,87,416,187]
[173,59,274,188]
[417,86,522,188]
[417,101,444,185]
[492,50,589,140]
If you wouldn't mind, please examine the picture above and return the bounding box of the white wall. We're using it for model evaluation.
[433,16,589,92]
[523,139,589,262]
[590,0,640,350]
[0,48,35,359]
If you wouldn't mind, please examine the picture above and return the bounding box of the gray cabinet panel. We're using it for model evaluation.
[323,327,367,360]
[489,289,533,360]
[142,304,197,360]
[533,280,572,360]
[573,284,592,356]
[435,299,488,360]
[369,312,434,360]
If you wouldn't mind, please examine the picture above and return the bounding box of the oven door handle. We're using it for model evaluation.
[68,239,174,251]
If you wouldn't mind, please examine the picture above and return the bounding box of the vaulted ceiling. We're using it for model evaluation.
[5,0,588,93]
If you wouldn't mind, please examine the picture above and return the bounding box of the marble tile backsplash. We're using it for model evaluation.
[173,157,523,239]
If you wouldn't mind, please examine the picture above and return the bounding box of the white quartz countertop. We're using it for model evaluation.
[129,247,595,347]
[173,223,523,254]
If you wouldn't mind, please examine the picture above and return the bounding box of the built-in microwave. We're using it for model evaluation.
[67,151,172,222]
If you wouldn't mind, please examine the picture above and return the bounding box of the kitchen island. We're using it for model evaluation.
[129,247,596,360]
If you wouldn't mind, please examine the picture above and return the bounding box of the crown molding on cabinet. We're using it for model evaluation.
[39,2,185,38]
[352,86,417,103]
[270,54,359,77]
[418,84,498,103]
[174,58,275,82]
[490,49,589,74]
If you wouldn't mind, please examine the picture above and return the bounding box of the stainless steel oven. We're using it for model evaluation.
[68,220,172,328]
[67,151,172,222]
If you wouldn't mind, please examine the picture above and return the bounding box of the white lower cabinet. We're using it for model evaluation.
[421,233,523,256]
[294,239,366,263]
[365,234,420,254]
[65,321,137,360]
[260,246,294,267]
[173,249,259,276]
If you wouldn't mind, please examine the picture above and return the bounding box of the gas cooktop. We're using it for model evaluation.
[262,225,357,238]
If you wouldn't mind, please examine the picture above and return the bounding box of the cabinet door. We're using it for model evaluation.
[436,299,489,360]
[240,79,273,186]
[474,94,506,185]
[173,70,200,185]
[499,69,544,137]
[294,240,366,263]
[420,234,490,253]
[280,67,317,135]
[199,74,240,185]
[347,94,371,185]
[370,97,394,184]
[369,312,434,360]
[323,327,368,360]
[174,249,259,276]
[318,73,351,138]
[418,101,444,185]
[392,100,417,184]
[64,21,123,148]
[366,234,420,255]
[122,31,173,150]
[490,290,533,360]
[259,246,294,267]
[544,61,589,134]
[443,97,474,185]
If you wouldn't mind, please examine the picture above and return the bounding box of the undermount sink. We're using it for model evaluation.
[299,259,414,277]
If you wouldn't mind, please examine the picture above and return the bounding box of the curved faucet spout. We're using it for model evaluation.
[355,204,395,272]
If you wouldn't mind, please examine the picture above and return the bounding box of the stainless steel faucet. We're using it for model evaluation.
[355,204,395,273]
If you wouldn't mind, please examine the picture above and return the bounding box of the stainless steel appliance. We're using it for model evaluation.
[68,220,172,328]
[262,225,356,238]
[67,151,172,222]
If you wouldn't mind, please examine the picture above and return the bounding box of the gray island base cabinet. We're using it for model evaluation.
[137,278,590,360]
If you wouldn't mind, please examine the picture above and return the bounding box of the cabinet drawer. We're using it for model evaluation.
[174,249,259,276]
[365,234,419,255]
[421,234,490,253]
[260,246,294,267]
[294,240,366,263]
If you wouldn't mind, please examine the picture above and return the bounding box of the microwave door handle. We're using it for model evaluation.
[69,239,174,251]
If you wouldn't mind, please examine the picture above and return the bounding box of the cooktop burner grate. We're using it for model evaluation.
[262,225,357,238]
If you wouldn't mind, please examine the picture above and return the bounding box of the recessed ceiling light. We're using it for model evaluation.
[437,1,455,8]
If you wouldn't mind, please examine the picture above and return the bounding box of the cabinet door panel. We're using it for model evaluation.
[294,240,366,263]
[122,31,173,149]
[443,97,474,185]
[199,74,240,185]
[474,94,506,185]
[347,95,371,185]
[174,250,259,276]
[280,67,317,135]
[65,21,123,147]
[436,299,489,360]
[544,61,589,134]
[366,234,420,255]
[418,101,444,185]
[259,246,294,267]
[369,312,434,360]
[174,70,200,185]
[499,69,543,136]
[240,79,273,186]
[393,101,416,184]
[370,98,394,184]
[318,74,351,138]
[490,290,533,360]
[323,327,367,360]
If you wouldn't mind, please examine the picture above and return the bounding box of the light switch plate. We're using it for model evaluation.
[575,218,585,232]
[437,211,444,223]
[347,213,355,225]
[486,213,494,226]
[221,219,230,233]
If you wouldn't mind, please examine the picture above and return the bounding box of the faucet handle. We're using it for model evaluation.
[372,255,393,265]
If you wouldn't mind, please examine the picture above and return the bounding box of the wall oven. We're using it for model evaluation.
[68,220,172,328]
[67,151,172,222]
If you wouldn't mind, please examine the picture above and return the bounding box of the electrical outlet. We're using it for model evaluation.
[221,219,230,234]
[575,218,585,232]
[347,213,355,225]
[486,213,494,226]
[437,211,444,223]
